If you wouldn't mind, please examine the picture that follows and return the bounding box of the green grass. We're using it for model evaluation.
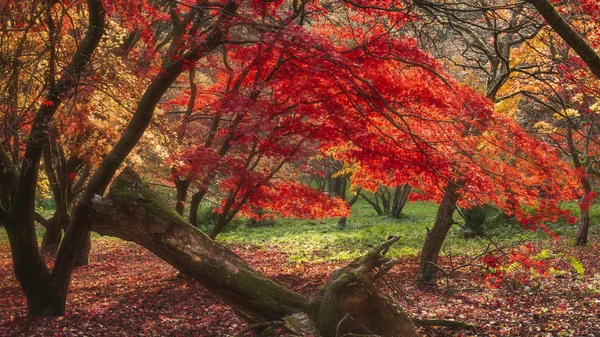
[2,196,599,265]
[218,198,600,264]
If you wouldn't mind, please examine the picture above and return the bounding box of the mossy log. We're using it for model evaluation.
[90,168,416,337]
[309,236,415,337]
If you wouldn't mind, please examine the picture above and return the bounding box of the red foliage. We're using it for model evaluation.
[165,11,577,228]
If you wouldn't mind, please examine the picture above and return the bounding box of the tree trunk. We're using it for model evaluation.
[327,174,344,198]
[90,168,417,336]
[189,190,206,227]
[527,0,600,79]
[40,216,62,256]
[74,231,91,266]
[360,193,384,216]
[309,237,416,337]
[418,181,461,284]
[51,5,237,296]
[378,186,391,214]
[3,0,106,316]
[92,168,306,321]
[4,214,65,316]
[391,184,411,219]
[337,179,348,229]
[576,199,590,246]
[174,178,190,216]
[565,123,594,246]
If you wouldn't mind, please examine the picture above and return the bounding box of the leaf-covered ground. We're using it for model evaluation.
[1,238,599,336]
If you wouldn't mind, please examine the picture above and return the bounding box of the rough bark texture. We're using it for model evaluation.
[91,168,308,322]
[418,181,461,284]
[90,168,417,337]
[309,237,417,337]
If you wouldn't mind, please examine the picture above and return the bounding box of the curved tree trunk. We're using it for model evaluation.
[92,168,308,322]
[418,181,462,284]
[90,168,417,337]
[3,0,106,316]
[188,190,206,228]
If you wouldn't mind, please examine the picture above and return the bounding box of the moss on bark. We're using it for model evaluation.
[90,168,417,336]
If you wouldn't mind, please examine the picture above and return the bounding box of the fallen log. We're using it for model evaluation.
[90,168,418,336]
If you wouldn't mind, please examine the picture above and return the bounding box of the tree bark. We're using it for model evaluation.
[70,232,90,266]
[527,0,600,79]
[565,123,594,246]
[189,189,205,227]
[309,236,417,337]
[4,0,106,316]
[52,0,240,301]
[5,211,64,316]
[40,216,62,256]
[576,206,590,246]
[91,168,309,322]
[89,168,417,337]
[0,146,18,203]
[174,178,190,216]
[418,181,462,284]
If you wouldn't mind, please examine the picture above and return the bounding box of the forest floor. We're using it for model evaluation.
[1,234,600,337]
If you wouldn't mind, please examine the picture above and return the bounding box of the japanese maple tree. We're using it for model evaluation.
[0,1,594,336]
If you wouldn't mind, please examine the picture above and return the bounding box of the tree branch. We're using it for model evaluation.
[34,212,51,229]
[527,0,600,79]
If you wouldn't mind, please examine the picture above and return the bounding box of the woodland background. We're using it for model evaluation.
[1,0,600,336]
